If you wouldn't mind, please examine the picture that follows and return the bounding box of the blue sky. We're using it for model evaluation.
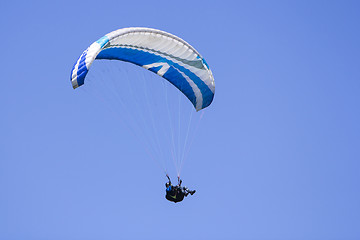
[1,0,360,239]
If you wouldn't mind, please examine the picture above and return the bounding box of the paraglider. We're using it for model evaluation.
[70,27,215,202]
[165,175,195,203]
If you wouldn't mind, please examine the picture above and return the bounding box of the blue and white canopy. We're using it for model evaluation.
[70,27,215,111]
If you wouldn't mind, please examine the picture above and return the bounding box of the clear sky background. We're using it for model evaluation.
[1,1,360,239]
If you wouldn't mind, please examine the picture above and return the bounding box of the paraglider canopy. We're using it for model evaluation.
[70,27,215,111]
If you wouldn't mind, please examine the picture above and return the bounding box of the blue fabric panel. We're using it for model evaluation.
[148,65,163,73]
[76,51,89,87]
[77,69,88,86]
[96,36,109,47]
[96,47,214,109]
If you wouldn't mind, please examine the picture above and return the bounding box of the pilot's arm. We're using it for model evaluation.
[166,174,171,185]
